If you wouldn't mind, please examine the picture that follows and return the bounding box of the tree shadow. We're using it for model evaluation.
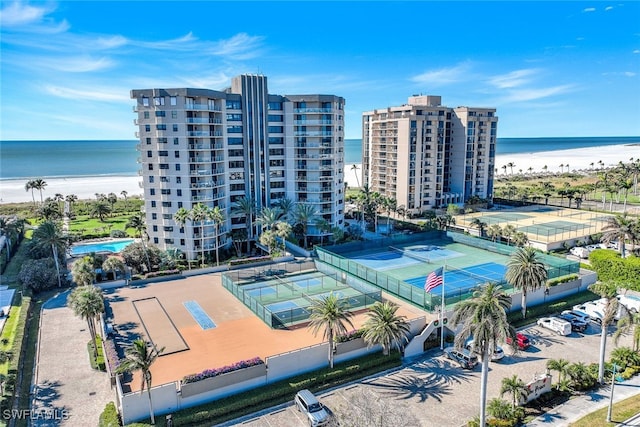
[33,379,62,405]
[367,372,453,403]
[520,328,565,348]
[537,411,565,424]
[404,357,474,386]
[31,380,70,427]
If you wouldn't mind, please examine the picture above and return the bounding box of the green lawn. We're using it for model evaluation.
[67,214,136,237]
[571,393,640,426]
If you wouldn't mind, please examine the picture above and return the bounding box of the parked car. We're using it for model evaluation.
[617,294,640,314]
[465,339,505,361]
[536,317,572,336]
[557,312,588,332]
[294,389,330,426]
[506,332,531,350]
[561,309,591,323]
[569,247,590,259]
[444,347,478,369]
[573,302,605,324]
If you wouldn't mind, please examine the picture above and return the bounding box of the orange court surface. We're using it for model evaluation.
[106,272,426,392]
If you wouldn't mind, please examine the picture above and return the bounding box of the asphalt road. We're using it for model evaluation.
[228,321,635,427]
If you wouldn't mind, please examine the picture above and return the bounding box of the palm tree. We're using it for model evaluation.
[71,256,96,286]
[102,256,126,281]
[65,194,78,215]
[116,339,164,425]
[314,217,331,246]
[500,375,529,409]
[256,207,283,232]
[173,207,191,265]
[546,358,570,385]
[107,193,118,214]
[32,178,47,203]
[590,282,621,383]
[232,196,256,254]
[91,201,111,222]
[120,190,129,211]
[25,179,37,205]
[362,301,410,356]
[308,294,354,369]
[209,205,224,266]
[126,213,151,272]
[600,213,636,258]
[277,198,296,223]
[470,218,487,237]
[68,285,104,359]
[32,221,66,288]
[502,224,516,246]
[350,164,361,188]
[190,203,210,268]
[507,162,515,175]
[451,283,514,427]
[501,165,507,175]
[487,224,502,242]
[614,311,640,352]
[293,203,319,249]
[505,247,548,319]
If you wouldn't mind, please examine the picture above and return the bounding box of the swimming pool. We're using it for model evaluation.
[70,239,135,256]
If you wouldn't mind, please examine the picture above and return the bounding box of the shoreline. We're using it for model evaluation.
[2,143,639,204]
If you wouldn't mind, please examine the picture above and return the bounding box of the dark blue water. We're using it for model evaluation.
[2,137,638,180]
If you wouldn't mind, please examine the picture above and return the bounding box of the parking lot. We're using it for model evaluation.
[232,322,634,427]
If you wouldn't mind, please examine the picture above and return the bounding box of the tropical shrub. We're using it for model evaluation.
[589,250,640,290]
[610,346,640,371]
[120,242,165,273]
[98,401,120,427]
[18,258,61,292]
[144,269,181,279]
[335,329,364,343]
[182,357,264,384]
[103,338,121,373]
[547,274,579,287]
[228,256,272,267]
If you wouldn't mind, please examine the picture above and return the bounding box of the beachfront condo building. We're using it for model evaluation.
[362,95,497,214]
[131,75,345,260]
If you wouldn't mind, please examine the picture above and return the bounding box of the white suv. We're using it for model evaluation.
[294,389,330,426]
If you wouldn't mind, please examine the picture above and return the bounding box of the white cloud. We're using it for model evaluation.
[488,69,540,89]
[44,85,130,102]
[207,33,265,59]
[583,7,596,12]
[0,1,48,26]
[410,62,473,86]
[605,6,614,11]
[501,85,575,103]
[634,49,640,54]
[625,71,637,77]
[39,56,115,73]
[96,35,129,49]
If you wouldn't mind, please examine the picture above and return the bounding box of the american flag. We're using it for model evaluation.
[424,267,444,293]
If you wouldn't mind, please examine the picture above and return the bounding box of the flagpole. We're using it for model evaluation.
[440,262,446,350]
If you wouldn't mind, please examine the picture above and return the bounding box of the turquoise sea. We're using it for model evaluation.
[1,136,638,180]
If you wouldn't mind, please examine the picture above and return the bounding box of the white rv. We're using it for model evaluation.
[536,317,572,336]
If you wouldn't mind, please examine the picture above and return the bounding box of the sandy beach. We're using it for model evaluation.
[1,144,638,204]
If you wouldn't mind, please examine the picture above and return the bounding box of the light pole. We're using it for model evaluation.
[607,363,618,422]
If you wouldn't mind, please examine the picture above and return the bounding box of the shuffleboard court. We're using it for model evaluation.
[183,300,216,330]
[132,297,189,355]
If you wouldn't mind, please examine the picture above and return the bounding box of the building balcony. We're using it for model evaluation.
[294,120,333,125]
[294,108,333,113]
[188,131,223,137]
[294,131,333,137]
[186,117,222,124]
[185,104,221,111]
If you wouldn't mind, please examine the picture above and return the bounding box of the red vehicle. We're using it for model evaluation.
[507,332,530,350]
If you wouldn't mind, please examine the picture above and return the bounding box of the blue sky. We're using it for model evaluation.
[1,1,639,141]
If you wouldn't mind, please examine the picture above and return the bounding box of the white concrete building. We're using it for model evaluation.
[362,95,498,214]
[131,75,345,260]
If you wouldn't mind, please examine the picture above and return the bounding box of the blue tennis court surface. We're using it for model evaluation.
[183,300,216,330]
[266,300,310,319]
[247,287,277,297]
[407,262,507,293]
[353,247,464,271]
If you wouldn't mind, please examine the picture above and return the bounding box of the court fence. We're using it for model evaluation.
[316,231,580,312]
[222,262,382,329]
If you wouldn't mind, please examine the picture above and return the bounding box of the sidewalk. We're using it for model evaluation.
[526,374,640,426]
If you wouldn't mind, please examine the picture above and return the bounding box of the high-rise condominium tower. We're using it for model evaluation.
[362,95,497,214]
[131,75,345,260]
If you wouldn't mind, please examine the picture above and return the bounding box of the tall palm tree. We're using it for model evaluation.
[107,192,118,214]
[65,194,78,216]
[350,164,361,188]
[120,190,129,211]
[293,203,319,249]
[505,247,548,319]
[126,213,151,272]
[502,224,516,246]
[102,256,126,281]
[500,375,529,409]
[382,197,397,234]
[68,285,104,359]
[362,301,410,356]
[116,339,164,425]
[32,178,47,203]
[487,224,502,242]
[173,207,191,265]
[189,203,210,268]
[232,196,256,254]
[209,205,224,266]
[25,179,37,205]
[71,256,96,286]
[91,201,111,222]
[256,207,283,232]
[507,162,515,175]
[32,221,67,288]
[614,311,640,352]
[308,294,354,369]
[590,282,621,383]
[277,198,296,223]
[451,283,515,427]
[546,358,570,385]
[600,213,636,258]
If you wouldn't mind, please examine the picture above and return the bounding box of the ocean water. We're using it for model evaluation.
[1,137,638,180]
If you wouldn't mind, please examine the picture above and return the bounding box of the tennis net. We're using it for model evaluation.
[389,246,431,263]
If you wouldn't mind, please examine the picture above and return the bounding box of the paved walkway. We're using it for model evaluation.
[527,374,640,426]
[30,291,114,426]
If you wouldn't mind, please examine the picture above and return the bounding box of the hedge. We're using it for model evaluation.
[547,273,579,287]
[99,402,120,427]
[589,250,640,290]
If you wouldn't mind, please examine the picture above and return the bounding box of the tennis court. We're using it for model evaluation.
[317,230,579,312]
[456,205,612,249]
[222,265,383,329]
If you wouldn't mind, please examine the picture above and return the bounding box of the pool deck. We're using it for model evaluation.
[107,273,427,392]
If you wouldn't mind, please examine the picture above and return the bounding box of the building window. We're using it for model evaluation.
[155,111,165,117]
[149,176,154,183]
[154,97,165,106]
[174,137,179,144]
[159,163,169,169]
[226,100,241,109]
[161,189,171,195]
[146,137,151,144]
[174,151,180,158]
[147,150,153,157]
[268,115,283,122]
[177,189,182,196]
[229,161,244,168]
[173,124,178,132]
[160,176,170,182]
[268,102,282,110]
[150,189,156,195]
[158,150,168,157]
[228,125,243,133]
[176,177,181,184]
[268,126,283,133]
[153,238,159,244]
[158,137,167,144]
[145,125,151,132]
[228,137,243,145]
[175,164,181,171]
[226,113,242,121]
[171,111,178,119]
[269,137,283,144]
[170,96,177,106]
[143,111,150,119]
[162,201,172,207]
[156,124,166,130]
[142,97,149,107]
[148,164,154,171]
[152,213,157,220]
